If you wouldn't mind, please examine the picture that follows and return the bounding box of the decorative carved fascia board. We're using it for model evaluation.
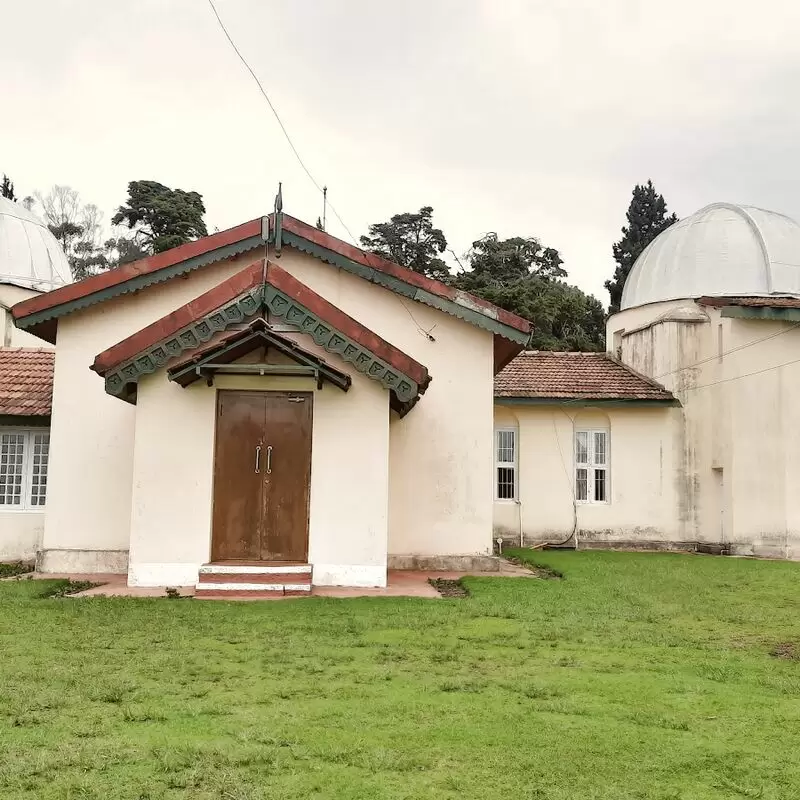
[264,284,421,404]
[104,286,264,401]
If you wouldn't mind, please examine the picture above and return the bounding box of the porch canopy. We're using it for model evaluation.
[91,260,432,417]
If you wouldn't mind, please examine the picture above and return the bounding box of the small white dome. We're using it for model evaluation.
[0,196,70,290]
[621,203,800,310]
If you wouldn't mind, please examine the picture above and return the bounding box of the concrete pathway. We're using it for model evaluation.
[27,561,535,600]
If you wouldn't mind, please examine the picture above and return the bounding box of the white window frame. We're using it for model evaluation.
[575,428,609,504]
[0,428,50,512]
[494,427,518,502]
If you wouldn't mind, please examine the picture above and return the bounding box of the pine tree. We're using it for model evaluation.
[1,174,16,201]
[605,180,678,314]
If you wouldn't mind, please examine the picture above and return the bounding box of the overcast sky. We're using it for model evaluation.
[3,0,800,305]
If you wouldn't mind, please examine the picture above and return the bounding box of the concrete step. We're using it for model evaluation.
[198,572,311,585]
[195,562,313,598]
[199,562,312,576]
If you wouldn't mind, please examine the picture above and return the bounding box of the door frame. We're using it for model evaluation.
[209,389,314,563]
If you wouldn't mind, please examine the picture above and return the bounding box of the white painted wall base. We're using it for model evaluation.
[37,549,129,574]
[312,564,387,587]
[128,562,200,587]
[0,511,43,561]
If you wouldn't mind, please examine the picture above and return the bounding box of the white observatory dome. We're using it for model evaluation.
[0,196,70,290]
[621,203,800,310]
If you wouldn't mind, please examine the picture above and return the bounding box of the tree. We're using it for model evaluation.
[605,180,678,314]
[112,180,208,255]
[467,233,567,283]
[35,185,110,281]
[1,174,16,201]
[102,235,149,268]
[454,233,605,351]
[360,206,450,281]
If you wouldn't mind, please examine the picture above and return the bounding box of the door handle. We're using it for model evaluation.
[266,445,273,474]
[255,445,261,473]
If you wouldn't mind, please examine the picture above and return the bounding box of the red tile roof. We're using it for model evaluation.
[699,295,800,308]
[494,351,675,402]
[12,219,263,323]
[12,213,532,342]
[0,348,55,416]
[280,215,532,334]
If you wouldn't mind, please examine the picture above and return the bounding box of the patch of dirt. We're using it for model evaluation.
[503,557,562,579]
[44,580,103,599]
[769,642,798,660]
[429,578,469,598]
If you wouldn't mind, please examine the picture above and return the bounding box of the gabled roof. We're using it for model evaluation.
[0,348,55,417]
[12,212,532,351]
[494,351,676,405]
[167,318,352,394]
[92,261,432,416]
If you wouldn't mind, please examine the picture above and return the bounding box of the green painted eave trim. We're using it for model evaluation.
[104,285,265,401]
[104,282,424,408]
[282,230,531,345]
[721,305,800,322]
[16,235,265,330]
[264,284,422,403]
[0,415,51,426]
[494,396,679,408]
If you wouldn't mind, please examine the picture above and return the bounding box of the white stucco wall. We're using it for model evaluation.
[38,244,496,575]
[493,404,680,547]
[721,317,800,558]
[127,351,389,587]
[0,511,43,561]
[277,249,496,558]
[39,253,263,573]
[1,283,50,347]
[608,298,800,559]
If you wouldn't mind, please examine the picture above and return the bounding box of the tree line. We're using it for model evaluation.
[2,172,677,350]
[1,177,207,281]
[360,180,677,350]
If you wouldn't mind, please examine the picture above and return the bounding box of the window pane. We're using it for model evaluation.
[497,467,515,500]
[496,430,515,464]
[0,433,26,506]
[594,468,607,502]
[575,431,588,464]
[576,467,588,501]
[30,432,49,507]
[594,432,607,466]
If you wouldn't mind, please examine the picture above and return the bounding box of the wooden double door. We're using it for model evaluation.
[211,391,312,562]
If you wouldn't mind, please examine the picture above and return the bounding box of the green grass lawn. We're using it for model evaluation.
[1,550,800,799]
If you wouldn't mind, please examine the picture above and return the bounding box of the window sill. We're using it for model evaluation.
[0,507,46,514]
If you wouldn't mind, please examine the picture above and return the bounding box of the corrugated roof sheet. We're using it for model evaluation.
[0,348,55,416]
[494,351,675,402]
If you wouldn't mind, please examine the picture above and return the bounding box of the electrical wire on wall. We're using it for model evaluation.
[205,0,437,342]
[650,319,800,382]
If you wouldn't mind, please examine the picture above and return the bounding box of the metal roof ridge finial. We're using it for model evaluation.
[273,182,283,257]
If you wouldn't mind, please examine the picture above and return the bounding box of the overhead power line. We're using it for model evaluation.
[205,0,436,340]
[651,318,800,382]
[205,0,322,194]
